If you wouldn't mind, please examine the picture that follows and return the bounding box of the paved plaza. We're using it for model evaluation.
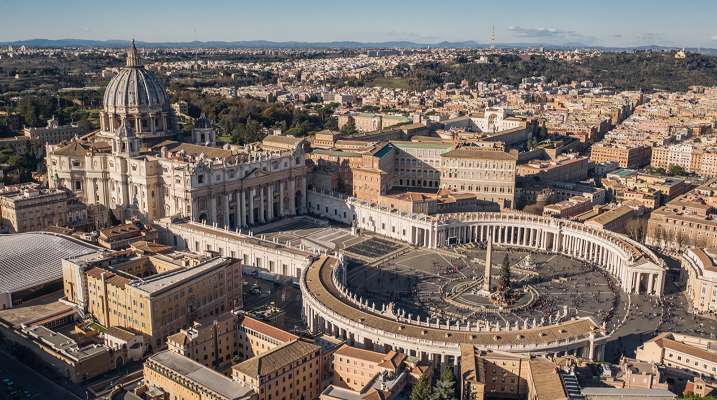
[344,246,637,332]
[249,219,716,362]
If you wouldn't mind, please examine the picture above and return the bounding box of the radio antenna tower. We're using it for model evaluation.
[490,25,496,49]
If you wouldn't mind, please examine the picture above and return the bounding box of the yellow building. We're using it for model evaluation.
[232,339,322,400]
[636,332,717,384]
[459,345,567,400]
[440,148,517,209]
[682,247,717,314]
[144,350,256,400]
[76,256,242,349]
[590,144,651,169]
[167,312,240,370]
[321,344,428,400]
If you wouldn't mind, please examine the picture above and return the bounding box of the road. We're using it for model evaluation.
[0,349,81,400]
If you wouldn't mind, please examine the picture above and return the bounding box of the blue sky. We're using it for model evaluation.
[1,0,716,47]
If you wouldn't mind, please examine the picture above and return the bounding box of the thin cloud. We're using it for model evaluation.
[506,26,595,45]
[712,34,717,41]
[636,32,670,44]
[507,26,577,39]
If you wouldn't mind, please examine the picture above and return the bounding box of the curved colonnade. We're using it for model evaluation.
[300,208,667,364]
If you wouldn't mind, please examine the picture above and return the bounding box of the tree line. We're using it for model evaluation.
[175,91,337,144]
[361,52,717,92]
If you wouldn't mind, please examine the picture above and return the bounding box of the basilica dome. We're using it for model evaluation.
[103,64,168,113]
[98,40,177,143]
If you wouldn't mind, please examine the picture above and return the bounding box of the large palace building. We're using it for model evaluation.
[46,41,307,225]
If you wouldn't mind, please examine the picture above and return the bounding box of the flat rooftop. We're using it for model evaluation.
[134,257,231,295]
[148,350,254,400]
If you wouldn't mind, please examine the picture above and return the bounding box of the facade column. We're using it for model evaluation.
[249,188,255,225]
[223,193,230,227]
[259,186,266,224]
[240,190,247,227]
[648,273,655,295]
[267,184,274,221]
[232,190,240,229]
[528,229,533,247]
[289,178,297,215]
[279,180,286,217]
[210,195,217,224]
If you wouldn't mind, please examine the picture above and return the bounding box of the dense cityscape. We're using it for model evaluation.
[2,8,717,400]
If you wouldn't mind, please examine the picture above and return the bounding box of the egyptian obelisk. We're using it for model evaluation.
[483,236,493,292]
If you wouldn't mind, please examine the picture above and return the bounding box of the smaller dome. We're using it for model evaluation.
[194,114,212,129]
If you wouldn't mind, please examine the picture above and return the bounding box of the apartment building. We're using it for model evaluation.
[321,345,428,400]
[440,147,517,209]
[63,253,242,349]
[0,184,87,233]
[646,180,717,250]
[459,345,567,400]
[636,333,717,384]
[517,155,589,184]
[590,144,652,169]
[232,339,322,400]
[682,247,717,314]
[144,350,257,400]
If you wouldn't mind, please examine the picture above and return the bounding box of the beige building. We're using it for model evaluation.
[682,247,717,314]
[144,350,256,400]
[321,345,427,400]
[517,155,589,184]
[232,339,322,400]
[440,147,517,209]
[601,358,669,390]
[166,311,301,370]
[459,345,567,400]
[584,204,636,233]
[97,221,158,250]
[543,196,592,219]
[0,184,87,233]
[338,113,411,133]
[22,116,84,145]
[311,140,517,210]
[167,312,240,370]
[63,253,242,349]
[154,217,314,282]
[647,180,717,250]
[636,333,717,384]
[591,144,652,169]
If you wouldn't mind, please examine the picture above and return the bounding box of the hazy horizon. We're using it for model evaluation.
[0,0,716,48]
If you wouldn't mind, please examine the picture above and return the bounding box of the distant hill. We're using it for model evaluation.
[1,38,715,55]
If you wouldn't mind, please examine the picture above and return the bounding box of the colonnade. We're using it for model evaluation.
[412,213,666,297]
[195,176,305,229]
[301,257,598,367]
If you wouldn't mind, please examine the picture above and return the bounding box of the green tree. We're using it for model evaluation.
[340,119,357,135]
[410,376,432,400]
[668,164,686,176]
[498,254,511,294]
[432,367,457,400]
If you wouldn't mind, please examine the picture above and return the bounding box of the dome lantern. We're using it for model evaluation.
[126,39,141,67]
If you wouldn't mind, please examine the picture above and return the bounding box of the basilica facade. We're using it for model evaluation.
[46,41,307,226]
